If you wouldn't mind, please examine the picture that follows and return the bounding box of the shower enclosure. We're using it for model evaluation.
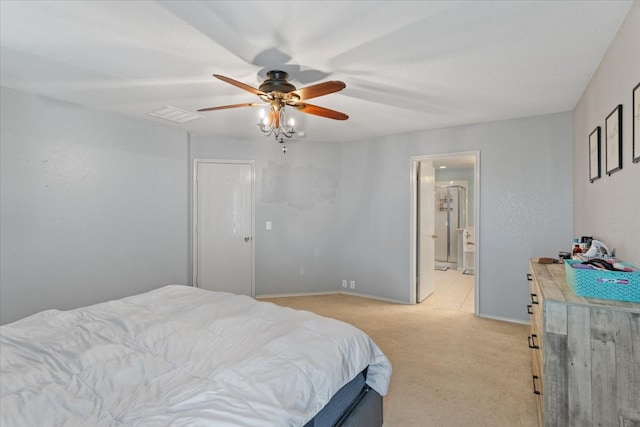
[435,185,467,267]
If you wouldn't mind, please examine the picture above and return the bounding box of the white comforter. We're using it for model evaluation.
[0,285,391,427]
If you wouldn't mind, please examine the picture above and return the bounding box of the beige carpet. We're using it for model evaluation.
[260,293,538,427]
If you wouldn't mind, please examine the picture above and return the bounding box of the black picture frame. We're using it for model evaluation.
[605,104,622,175]
[634,82,640,164]
[589,127,601,182]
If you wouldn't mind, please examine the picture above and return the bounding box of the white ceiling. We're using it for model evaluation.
[0,1,633,143]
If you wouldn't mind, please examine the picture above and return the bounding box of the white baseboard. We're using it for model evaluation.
[477,312,529,325]
[338,291,410,305]
[258,293,529,324]
[257,290,410,305]
[256,291,339,299]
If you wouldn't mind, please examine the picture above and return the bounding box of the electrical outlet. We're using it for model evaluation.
[350,280,355,289]
[342,280,347,288]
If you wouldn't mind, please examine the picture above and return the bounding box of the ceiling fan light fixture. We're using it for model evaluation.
[257,104,296,140]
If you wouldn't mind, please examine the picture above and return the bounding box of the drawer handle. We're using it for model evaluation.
[528,334,540,349]
[527,304,533,315]
[526,273,532,281]
[532,375,541,395]
[530,293,539,305]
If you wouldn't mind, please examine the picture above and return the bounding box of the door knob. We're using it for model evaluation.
[244,236,251,242]
[432,235,437,239]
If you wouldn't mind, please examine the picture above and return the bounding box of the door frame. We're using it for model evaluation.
[409,150,480,312]
[192,158,256,296]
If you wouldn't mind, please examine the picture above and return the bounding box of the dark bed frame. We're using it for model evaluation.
[304,369,383,427]
[337,387,382,427]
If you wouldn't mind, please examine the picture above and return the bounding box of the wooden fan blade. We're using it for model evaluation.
[292,81,346,101]
[295,103,349,120]
[213,74,265,96]
[197,102,260,112]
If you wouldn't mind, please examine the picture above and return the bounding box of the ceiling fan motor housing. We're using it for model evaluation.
[259,70,297,93]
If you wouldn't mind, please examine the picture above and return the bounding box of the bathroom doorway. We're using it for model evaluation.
[410,151,479,313]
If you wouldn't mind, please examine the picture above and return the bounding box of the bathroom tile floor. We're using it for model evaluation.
[421,268,475,313]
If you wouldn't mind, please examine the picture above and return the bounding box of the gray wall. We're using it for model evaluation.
[0,85,573,325]
[190,136,342,296]
[341,112,573,322]
[573,2,640,265]
[0,87,190,324]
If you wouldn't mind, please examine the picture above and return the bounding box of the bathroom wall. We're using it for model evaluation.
[434,181,467,264]
[435,167,475,226]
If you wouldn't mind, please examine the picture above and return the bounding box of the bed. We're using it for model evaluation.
[0,285,392,426]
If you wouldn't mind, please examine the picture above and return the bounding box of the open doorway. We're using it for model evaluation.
[410,151,479,314]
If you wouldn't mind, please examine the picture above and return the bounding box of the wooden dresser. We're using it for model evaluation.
[527,260,640,427]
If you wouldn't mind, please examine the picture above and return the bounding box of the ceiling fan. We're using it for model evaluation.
[198,70,349,133]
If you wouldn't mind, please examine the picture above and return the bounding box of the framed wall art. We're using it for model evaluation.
[634,82,639,163]
[589,126,601,182]
[605,104,622,175]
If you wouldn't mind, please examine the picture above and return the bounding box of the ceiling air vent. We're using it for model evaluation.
[148,106,202,123]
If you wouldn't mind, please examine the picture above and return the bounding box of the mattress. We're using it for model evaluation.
[0,285,392,426]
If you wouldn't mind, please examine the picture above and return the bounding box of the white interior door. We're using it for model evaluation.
[194,160,254,296]
[417,160,435,302]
